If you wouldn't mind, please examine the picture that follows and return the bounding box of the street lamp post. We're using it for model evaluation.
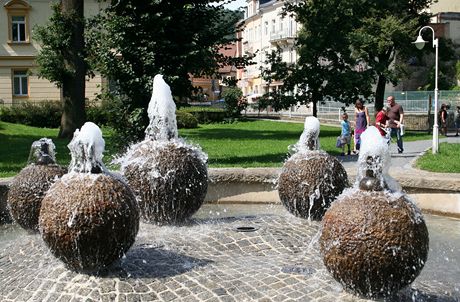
[413,26,439,154]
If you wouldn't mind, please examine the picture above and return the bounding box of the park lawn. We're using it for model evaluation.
[0,121,116,178]
[0,119,444,177]
[179,119,342,167]
[415,143,460,173]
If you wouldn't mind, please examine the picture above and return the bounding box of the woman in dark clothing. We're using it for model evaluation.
[440,104,448,136]
[353,99,370,153]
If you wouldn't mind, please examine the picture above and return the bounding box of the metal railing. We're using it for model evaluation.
[316,91,460,114]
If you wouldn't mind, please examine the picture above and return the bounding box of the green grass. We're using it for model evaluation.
[0,119,449,177]
[0,121,115,178]
[415,143,460,173]
[179,119,433,167]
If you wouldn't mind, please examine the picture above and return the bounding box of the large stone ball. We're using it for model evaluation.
[7,164,66,231]
[39,173,139,272]
[278,151,348,220]
[320,190,429,298]
[123,140,208,225]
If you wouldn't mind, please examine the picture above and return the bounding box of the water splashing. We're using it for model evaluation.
[67,122,108,174]
[289,116,320,153]
[355,126,401,192]
[27,138,57,165]
[119,74,208,224]
[145,74,178,141]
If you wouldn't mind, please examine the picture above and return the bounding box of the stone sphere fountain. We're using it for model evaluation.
[121,74,208,225]
[278,117,348,220]
[39,122,139,272]
[319,126,429,298]
[7,138,66,231]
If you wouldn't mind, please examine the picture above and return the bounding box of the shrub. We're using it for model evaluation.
[86,100,111,126]
[0,101,62,128]
[222,87,246,117]
[176,110,198,128]
[96,93,148,151]
[180,107,227,123]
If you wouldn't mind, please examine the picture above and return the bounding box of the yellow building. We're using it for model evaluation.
[0,0,105,106]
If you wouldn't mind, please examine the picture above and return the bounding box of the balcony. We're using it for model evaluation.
[243,42,256,55]
[269,29,296,46]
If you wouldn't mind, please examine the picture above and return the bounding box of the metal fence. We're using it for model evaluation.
[317,90,460,114]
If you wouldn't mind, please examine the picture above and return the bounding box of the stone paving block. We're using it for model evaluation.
[158,290,178,302]
[125,293,141,302]
[0,214,458,301]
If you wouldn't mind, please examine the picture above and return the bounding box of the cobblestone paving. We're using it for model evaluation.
[0,209,459,302]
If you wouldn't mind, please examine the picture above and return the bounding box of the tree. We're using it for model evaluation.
[222,86,246,117]
[86,1,251,145]
[262,0,434,114]
[261,0,373,117]
[34,0,87,138]
[347,0,433,110]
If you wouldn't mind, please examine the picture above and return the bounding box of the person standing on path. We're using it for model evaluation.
[440,104,448,136]
[340,113,352,156]
[387,95,404,153]
[353,99,370,153]
[455,106,460,137]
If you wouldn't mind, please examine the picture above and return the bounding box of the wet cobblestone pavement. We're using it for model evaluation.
[1,205,459,302]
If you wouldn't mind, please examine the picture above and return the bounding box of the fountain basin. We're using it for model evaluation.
[0,204,459,301]
[2,168,460,220]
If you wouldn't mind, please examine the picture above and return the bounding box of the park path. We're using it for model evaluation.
[338,135,460,174]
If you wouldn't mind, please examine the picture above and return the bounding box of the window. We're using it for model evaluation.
[4,0,31,44]
[271,20,276,33]
[13,70,28,96]
[12,16,26,42]
[264,21,268,35]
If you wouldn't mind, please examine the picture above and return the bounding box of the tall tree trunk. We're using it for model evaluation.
[374,74,387,113]
[58,0,86,139]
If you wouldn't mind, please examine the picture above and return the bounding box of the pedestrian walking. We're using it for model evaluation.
[386,95,404,153]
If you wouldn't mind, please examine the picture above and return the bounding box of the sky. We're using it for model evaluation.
[223,0,246,11]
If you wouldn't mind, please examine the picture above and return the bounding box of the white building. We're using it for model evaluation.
[240,0,460,102]
[240,0,298,103]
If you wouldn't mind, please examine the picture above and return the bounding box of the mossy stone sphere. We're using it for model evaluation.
[7,164,66,231]
[278,151,348,220]
[320,190,429,298]
[123,140,208,225]
[39,174,139,272]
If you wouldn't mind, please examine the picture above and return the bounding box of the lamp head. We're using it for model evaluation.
[413,35,427,50]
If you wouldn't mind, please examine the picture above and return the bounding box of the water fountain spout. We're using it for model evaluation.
[279,116,348,220]
[39,123,139,272]
[320,126,429,298]
[28,138,56,166]
[7,138,66,231]
[121,74,208,224]
[145,74,178,141]
[67,122,108,174]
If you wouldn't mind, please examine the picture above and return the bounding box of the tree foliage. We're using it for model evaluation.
[222,86,246,117]
[87,1,251,145]
[34,0,87,138]
[262,0,434,114]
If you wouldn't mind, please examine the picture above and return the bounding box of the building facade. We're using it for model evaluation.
[0,0,105,106]
[240,0,297,103]
[239,0,460,101]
